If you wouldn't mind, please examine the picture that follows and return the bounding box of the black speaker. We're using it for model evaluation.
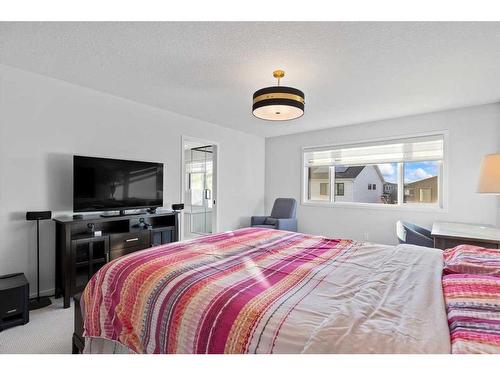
[172,203,184,211]
[26,211,52,221]
[26,210,53,310]
[0,273,29,331]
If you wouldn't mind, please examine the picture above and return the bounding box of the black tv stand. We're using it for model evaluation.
[53,211,179,308]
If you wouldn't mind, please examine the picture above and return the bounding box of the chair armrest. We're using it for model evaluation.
[275,218,297,232]
[251,216,268,226]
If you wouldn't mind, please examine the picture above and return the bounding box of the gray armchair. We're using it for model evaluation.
[396,220,434,248]
[251,198,297,232]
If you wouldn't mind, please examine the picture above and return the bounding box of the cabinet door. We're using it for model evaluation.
[161,230,173,244]
[71,236,110,294]
[150,229,173,246]
[89,237,109,277]
[91,237,108,262]
[151,230,162,247]
[71,240,90,293]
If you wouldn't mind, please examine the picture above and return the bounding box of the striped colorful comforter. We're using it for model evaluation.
[82,228,450,354]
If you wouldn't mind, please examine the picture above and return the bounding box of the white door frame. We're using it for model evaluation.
[180,135,219,240]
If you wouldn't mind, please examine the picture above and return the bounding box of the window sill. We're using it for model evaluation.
[301,200,447,213]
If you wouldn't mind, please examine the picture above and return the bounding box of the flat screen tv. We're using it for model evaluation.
[73,155,164,213]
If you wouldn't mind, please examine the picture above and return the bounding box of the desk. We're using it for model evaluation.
[431,221,500,250]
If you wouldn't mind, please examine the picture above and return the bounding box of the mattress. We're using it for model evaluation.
[82,227,450,354]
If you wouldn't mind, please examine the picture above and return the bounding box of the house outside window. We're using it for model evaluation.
[302,133,445,209]
[319,183,329,196]
[335,183,344,196]
[403,161,439,203]
[307,166,330,201]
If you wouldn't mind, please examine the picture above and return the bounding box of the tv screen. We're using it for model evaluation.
[73,156,164,212]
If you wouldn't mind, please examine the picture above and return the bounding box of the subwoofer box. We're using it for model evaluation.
[0,273,29,331]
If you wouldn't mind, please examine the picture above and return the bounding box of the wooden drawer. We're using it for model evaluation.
[109,245,146,261]
[434,237,499,250]
[109,231,150,251]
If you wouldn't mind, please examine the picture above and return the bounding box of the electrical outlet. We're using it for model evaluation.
[363,232,369,241]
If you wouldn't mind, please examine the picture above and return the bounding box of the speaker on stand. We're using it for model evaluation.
[171,203,184,212]
[26,211,52,310]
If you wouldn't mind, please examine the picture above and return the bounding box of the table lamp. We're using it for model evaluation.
[478,153,500,194]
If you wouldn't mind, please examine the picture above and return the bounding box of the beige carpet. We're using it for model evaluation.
[0,298,73,354]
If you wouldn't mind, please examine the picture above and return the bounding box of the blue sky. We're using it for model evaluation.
[377,161,438,183]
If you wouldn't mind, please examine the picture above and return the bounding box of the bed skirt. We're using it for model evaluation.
[84,337,136,354]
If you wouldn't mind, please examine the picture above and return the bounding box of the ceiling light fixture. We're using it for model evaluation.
[252,70,305,121]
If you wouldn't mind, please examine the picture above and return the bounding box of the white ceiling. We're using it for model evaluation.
[1,22,500,138]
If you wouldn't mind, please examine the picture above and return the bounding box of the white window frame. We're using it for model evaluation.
[301,131,449,212]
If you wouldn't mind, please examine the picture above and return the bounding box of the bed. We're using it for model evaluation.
[80,227,452,354]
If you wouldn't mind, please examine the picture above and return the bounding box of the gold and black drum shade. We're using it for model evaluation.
[252,70,305,121]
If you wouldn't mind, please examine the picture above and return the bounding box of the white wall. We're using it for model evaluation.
[0,65,265,296]
[266,103,500,244]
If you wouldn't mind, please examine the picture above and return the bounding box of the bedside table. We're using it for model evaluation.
[431,221,500,250]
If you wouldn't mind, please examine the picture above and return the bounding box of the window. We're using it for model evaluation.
[384,184,394,193]
[403,161,439,204]
[319,183,329,196]
[189,173,205,206]
[303,134,444,208]
[335,183,344,196]
[420,188,432,203]
[331,163,397,204]
[307,166,330,201]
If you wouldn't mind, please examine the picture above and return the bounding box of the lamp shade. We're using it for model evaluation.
[252,70,305,121]
[477,153,500,193]
[252,86,305,121]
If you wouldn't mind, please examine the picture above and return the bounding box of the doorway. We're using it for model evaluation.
[181,137,218,240]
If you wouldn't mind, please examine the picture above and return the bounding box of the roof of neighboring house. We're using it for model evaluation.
[405,175,437,187]
[311,165,387,182]
[335,166,365,179]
